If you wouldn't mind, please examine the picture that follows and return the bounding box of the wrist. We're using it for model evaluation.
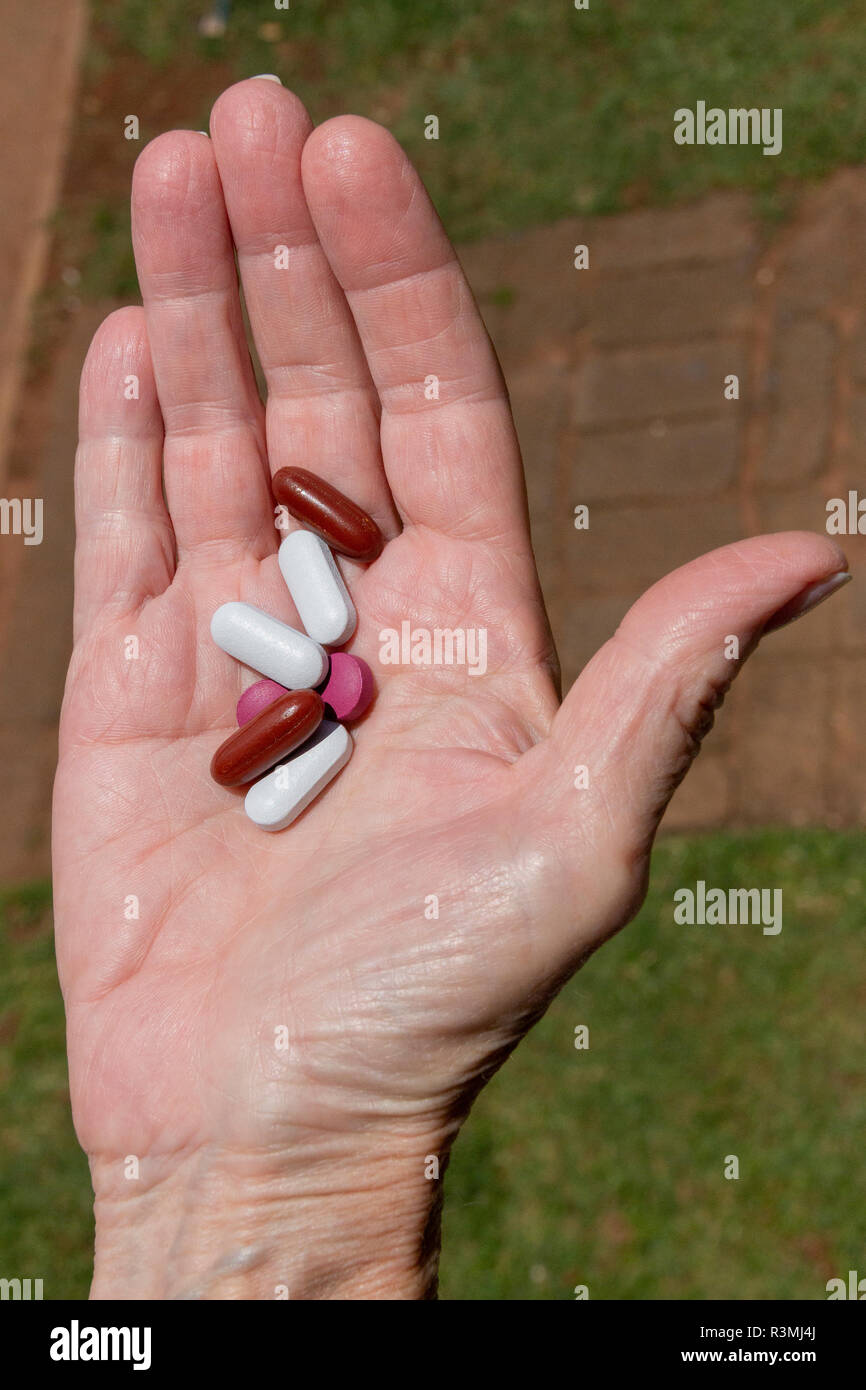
[89,1138,444,1300]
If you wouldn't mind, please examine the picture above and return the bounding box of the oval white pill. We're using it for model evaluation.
[211,602,327,690]
[278,531,357,647]
[245,720,353,831]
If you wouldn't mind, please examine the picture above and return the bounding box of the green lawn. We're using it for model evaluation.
[2,829,864,1299]
[65,0,866,303]
[0,883,92,1298]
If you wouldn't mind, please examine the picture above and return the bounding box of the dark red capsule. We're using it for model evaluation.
[211,689,324,788]
[272,467,384,563]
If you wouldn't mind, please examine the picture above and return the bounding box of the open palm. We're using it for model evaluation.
[53,80,847,1296]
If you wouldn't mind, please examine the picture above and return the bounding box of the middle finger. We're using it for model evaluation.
[209,79,400,541]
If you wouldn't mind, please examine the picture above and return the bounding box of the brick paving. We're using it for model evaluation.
[461,170,866,832]
[3,163,866,879]
[0,0,85,481]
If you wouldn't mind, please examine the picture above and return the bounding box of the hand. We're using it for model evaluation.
[53,78,849,1299]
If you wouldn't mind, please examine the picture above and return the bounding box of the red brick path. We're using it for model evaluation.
[462,172,866,833]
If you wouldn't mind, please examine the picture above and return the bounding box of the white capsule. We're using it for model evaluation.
[278,531,357,647]
[210,601,327,689]
[245,720,353,831]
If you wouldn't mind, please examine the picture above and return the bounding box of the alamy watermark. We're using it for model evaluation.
[0,1276,43,1299]
[674,102,782,156]
[827,1270,866,1299]
[674,880,782,935]
[379,621,487,677]
[826,491,866,534]
[0,497,42,545]
[50,1321,151,1370]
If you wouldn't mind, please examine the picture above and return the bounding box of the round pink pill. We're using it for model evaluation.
[321,652,374,722]
[237,678,289,727]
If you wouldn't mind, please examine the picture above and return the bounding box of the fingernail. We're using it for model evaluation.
[195,130,209,136]
[764,570,852,634]
[251,74,282,83]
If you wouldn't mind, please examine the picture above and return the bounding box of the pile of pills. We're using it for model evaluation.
[209,468,382,831]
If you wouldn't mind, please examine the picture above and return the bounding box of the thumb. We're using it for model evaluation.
[528,531,850,875]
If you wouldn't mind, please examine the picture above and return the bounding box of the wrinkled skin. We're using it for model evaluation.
[52,79,847,1298]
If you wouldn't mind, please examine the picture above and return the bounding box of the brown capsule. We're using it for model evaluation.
[272,467,384,563]
[211,689,324,788]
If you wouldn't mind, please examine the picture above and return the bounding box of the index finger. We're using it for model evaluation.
[300,117,534,554]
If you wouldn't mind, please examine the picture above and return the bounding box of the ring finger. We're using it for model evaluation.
[131,130,272,562]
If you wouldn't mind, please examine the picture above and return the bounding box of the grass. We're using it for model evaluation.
[1,829,864,1299]
[0,883,92,1299]
[57,0,866,303]
[441,829,866,1299]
